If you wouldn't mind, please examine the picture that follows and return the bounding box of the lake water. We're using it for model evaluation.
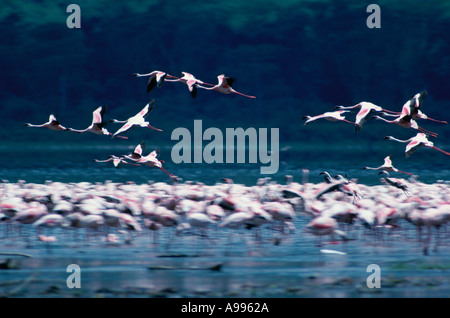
[0,141,449,298]
[2,141,450,186]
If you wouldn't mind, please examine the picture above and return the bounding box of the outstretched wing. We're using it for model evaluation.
[113,122,134,137]
[383,155,393,167]
[139,100,155,118]
[146,75,157,93]
[92,106,107,125]
[405,140,421,157]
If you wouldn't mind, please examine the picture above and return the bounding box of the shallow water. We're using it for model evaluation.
[1,218,449,298]
[1,142,449,298]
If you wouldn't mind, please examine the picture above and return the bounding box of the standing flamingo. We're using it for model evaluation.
[363,155,413,175]
[24,114,68,131]
[109,100,162,138]
[384,133,450,157]
[67,106,127,139]
[421,205,450,255]
[373,113,438,137]
[304,216,347,247]
[303,110,358,126]
[196,74,256,99]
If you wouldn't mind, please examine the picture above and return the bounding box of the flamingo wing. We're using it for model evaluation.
[355,108,371,125]
[384,155,393,167]
[141,100,155,117]
[92,106,107,124]
[135,142,145,156]
[405,140,421,157]
[146,75,157,93]
[113,122,134,137]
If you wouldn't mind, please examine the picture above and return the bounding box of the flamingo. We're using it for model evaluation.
[401,90,447,124]
[67,106,128,139]
[384,133,450,157]
[363,155,413,175]
[24,114,68,131]
[125,143,177,179]
[164,72,213,98]
[196,74,256,99]
[93,155,141,168]
[378,171,409,196]
[303,110,358,126]
[335,102,399,132]
[421,205,450,255]
[304,216,346,246]
[373,113,438,137]
[132,70,177,93]
[109,100,163,138]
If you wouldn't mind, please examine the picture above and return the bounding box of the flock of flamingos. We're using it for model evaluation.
[1,70,448,256]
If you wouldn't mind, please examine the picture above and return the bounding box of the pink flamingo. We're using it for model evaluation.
[421,205,450,255]
[400,90,447,124]
[303,110,358,126]
[335,102,399,132]
[164,72,213,98]
[373,113,438,137]
[363,155,413,175]
[110,100,163,138]
[93,155,141,168]
[125,142,177,179]
[378,171,409,196]
[384,133,450,157]
[304,216,345,247]
[24,114,68,131]
[132,70,178,93]
[68,106,128,139]
[196,74,256,99]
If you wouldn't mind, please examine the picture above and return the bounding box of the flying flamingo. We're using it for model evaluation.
[24,114,68,131]
[125,143,177,179]
[401,90,447,124]
[132,70,178,93]
[93,155,141,168]
[125,141,145,161]
[164,72,213,98]
[196,74,256,99]
[378,171,409,196]
[335,102,399,132]
[384,133,450,157]
[67,106,128,139]
[303,110,358,126]
[363,155,413,175]
[373,113,438,137]
[109,100,162,138]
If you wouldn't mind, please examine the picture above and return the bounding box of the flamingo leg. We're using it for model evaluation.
[431,146,450,156]
[232,90,256,99]
[159,167,177,179]
[146,124,163,132]
[396,170,413,176]
[426,117,448,124]
[417,127,438,137]
[381,109,401,114]
[341,119,358,126]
